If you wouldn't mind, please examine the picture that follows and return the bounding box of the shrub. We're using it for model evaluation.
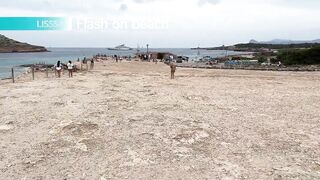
[277,46,320,65]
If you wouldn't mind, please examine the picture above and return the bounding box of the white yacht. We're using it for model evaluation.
[108,44,133,51]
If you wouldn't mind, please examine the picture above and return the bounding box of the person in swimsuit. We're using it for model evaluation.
[55,61,63,78]
[67,61,74,78]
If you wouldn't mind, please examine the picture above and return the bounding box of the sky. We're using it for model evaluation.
[0,0,320,48]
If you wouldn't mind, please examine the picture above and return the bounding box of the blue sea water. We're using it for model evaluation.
[0,48,245,79]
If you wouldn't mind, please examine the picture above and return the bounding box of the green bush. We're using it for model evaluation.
[277,46,320,65]
[257,56,267,63]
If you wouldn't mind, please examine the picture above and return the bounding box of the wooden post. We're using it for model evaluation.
[46,65,49,78]
[32,66,35,80]
[11,68,15,83]
[86,63,88,71]
[80,63,83,71]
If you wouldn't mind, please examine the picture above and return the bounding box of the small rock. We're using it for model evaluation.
[0,125,13,131]
[5,121,14,125]
[100,176,107,180]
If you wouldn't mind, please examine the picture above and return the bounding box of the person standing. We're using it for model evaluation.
[90,59,95,70]
[170,62,177,79]
[67,61,74,78]
[55,61,63,78]
[115,55,118,63]
[169,55,174,62]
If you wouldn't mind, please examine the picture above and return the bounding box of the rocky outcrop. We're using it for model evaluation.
[0,34,47,53]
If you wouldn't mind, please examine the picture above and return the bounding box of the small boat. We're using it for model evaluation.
[108,44,133,51]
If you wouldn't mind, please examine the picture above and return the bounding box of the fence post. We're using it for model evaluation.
[80,63,83,71]
[46,65,49,78]
[86,63,88,71]
[11,67,15,83]
[32,65,35,80]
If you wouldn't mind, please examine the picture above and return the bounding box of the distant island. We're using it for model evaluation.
[193,39,320,52]
[0,34,47,53]
[249,38,320,44]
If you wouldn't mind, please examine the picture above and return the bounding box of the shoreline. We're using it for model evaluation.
[0,66,37,81]
[2,60,320,82]
[0,50,49,53]
[0,67,30,80]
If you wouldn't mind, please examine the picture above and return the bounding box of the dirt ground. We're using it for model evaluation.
[0,60,320,179]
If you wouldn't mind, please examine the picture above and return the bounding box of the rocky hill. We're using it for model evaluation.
[249,39,320,45]
[0,34,47,53]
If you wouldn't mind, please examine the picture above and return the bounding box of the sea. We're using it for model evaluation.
[0,48,247,79]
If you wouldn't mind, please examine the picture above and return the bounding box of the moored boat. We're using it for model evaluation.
[108,44,133,51]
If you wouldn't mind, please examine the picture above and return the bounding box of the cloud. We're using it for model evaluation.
[1,0,320,48]
[198,0,220,6]
[119,4,128,11]
[276,0,320,9]
[0,0,122,15]
[133,0,155,3]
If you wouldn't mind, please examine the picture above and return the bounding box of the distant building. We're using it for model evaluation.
[240,54,255,59]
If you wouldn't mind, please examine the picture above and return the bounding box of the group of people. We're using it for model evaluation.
[54,58,95,78]
[54,60,75,78]
[53,58,177,79]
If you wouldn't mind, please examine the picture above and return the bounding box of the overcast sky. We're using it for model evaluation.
[0,0,320,48]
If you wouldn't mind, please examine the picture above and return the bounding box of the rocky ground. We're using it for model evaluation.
[0,61,320,179]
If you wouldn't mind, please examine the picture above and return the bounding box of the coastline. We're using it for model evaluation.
[2,59,320,83]
[0,67,31,81]
[0,66,30,83]
[0,49,49,53]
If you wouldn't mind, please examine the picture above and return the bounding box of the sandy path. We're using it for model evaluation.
[0,61,320,179]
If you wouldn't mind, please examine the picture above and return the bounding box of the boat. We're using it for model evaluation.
[108,44,133,51]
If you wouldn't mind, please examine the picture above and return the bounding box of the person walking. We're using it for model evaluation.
[170,62,177,79]
[67,61,74,78]
[90,59,95,70]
